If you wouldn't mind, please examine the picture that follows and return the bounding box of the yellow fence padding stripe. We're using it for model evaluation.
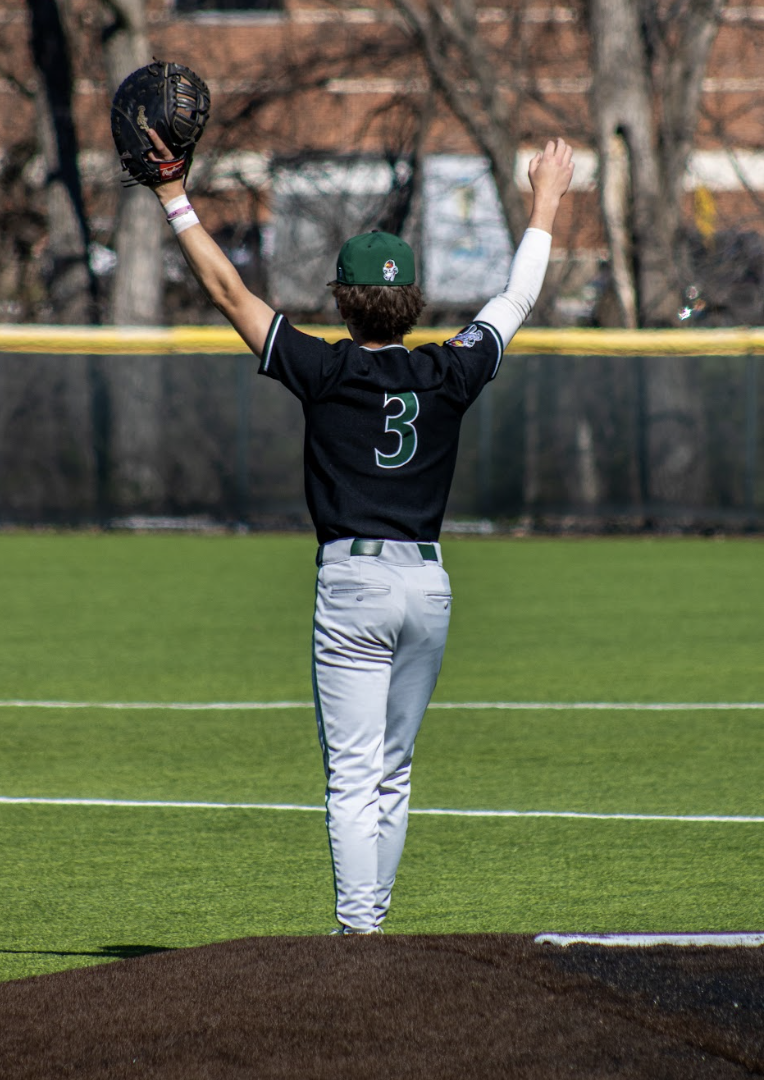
[2,324,764,356]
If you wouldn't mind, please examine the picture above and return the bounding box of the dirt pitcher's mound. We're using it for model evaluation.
[1,934,763,1079]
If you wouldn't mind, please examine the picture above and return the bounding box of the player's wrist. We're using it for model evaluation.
[530,190,562,213]
[163,193,201,235]
[528,193,561,233]
[153,180,187,206]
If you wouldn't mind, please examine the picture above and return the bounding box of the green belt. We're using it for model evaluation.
[350,539,384,556]
[350,539,438,561]
[316,539,438,563]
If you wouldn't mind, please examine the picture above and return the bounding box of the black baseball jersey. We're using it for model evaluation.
[259,314,503,544]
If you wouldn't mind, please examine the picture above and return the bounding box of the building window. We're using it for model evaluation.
[175,0,284,13]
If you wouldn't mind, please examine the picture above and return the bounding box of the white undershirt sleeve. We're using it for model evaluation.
[474,227,552,350]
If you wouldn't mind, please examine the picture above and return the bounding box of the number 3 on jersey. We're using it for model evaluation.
[375,392,419,469]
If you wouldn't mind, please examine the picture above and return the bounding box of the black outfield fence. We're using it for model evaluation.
[0,325,762,529]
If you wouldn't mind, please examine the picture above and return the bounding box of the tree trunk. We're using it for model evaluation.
[101,0,166,512]
[589,0,722,506]
[29,0,97,324]
[589,0,676,327]
[26,0,99,519]
[102,0,160,325]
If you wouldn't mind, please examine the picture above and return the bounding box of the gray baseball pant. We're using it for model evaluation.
[313,538,452,931]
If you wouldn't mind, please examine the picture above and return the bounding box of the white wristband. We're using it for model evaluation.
[164,195,200,236]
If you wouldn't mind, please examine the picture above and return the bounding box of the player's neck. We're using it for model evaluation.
[347,323,402,350]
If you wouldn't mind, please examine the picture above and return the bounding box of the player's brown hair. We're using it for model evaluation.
[331,283,425,342]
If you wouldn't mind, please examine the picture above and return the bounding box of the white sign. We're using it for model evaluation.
[422,155,513,304]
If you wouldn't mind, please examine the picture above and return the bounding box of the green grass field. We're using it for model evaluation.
[1,532,763,982]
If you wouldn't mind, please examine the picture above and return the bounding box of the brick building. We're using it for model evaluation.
[2,1,764,322]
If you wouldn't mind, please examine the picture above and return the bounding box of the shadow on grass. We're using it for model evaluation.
[0,944,175,960]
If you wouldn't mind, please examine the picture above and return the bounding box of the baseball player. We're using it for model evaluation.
[147,129,574,933]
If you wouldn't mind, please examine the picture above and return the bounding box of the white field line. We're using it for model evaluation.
[0,700,315,711]
[535,933,764,948]
[0,795,762,823]
[1,699,764,712]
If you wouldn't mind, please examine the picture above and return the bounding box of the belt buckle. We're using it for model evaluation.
[350,539,384,557]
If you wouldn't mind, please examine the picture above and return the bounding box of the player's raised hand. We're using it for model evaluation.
[529,137,574,199]
[146,127,186,203]
[527,137,575,233]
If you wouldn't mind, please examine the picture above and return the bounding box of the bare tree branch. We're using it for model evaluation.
[657,0,726,223]
[389,0,528,244]
[0,66,35,99]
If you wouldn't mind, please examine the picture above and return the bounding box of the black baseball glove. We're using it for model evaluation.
[111,59,211,186]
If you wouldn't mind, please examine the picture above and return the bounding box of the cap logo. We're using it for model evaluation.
[382,259,399,282]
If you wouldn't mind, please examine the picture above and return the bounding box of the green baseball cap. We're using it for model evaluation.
[331,230,416,286]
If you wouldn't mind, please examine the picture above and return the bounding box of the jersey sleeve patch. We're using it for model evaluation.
[446,321,503,381]
[445,324,484,349]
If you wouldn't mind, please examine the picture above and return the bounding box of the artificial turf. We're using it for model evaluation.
[0,533,762,981]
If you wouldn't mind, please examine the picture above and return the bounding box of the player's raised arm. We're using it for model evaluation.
[110,61,275,357]
[147,130,275,358]
[475,137,574,351]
